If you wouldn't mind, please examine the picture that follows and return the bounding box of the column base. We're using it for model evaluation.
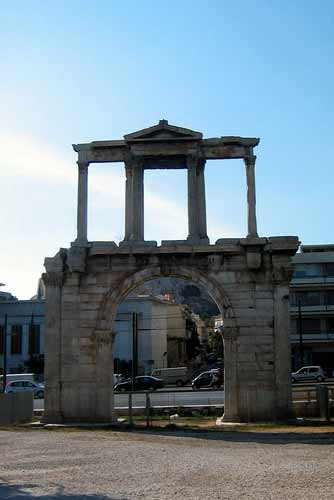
[161,239,189,246]
[187,235,210,245]
[71,239,89,247]
[41,412,64,424]
[216,414,241,425]
[119,240,157,248]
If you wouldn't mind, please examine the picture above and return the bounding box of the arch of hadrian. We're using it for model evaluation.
[43,120,299,423]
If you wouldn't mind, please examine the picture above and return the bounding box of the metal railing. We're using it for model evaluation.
[114,387,224,428]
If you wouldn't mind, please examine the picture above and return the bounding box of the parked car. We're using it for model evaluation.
[5,380,45,398]
[291,366,325,384]
[151,367,189,387]
[191,370,223,390]
[114,376,164,392]
[113,373,125,385]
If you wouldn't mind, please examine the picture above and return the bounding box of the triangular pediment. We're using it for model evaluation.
[124,120,202,142]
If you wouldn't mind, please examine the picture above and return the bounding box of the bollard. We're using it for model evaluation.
[316,385,330,421]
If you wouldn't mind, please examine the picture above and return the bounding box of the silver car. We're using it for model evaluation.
[5,380,45,398]
[291,366,325,384]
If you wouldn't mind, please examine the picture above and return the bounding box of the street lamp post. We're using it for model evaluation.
[2,313,8,393]
[298,299,304,368]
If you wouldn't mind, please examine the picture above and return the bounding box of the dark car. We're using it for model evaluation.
[114,375,164,392]
[191,370,223,390]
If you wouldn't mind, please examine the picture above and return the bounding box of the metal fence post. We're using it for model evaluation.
[2,314,8,393]
[146,392,151,429]
[128,392,133,427]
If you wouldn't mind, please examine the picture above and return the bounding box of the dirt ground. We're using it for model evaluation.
[1,425,334,500]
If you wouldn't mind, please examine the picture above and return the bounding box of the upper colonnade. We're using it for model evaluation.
[72,120,260,247]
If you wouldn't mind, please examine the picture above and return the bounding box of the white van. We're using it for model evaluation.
[151,367,189,387]
[0,373,35,385]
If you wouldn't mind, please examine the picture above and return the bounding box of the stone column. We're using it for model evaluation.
[124,164,133,241]
[197,159,208,240]
[222,327,240,422]
[132,161,144,241]
[42,271,64,423]
[75,161,89,245]
[187,155,209,244]
[123,159,144,242]
[244,155,258,238]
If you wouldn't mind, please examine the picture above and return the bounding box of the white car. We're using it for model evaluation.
[291,366,325,384]
[5,380,45,398]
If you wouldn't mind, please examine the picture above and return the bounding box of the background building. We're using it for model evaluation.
[0,299,45,374]
[290,244,334,372]
[113,295,199,374]
[0,291,201,377]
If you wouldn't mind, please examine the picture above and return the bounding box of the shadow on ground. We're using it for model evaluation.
[123,423,334,445]
[0,481,128,500]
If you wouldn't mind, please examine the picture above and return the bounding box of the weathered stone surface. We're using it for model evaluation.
[43,237,298,423]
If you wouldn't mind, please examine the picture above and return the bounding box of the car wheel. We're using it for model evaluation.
[120,387,127,392]
[36,391,44,399]
[291,377,296,384]
[316,376,324,382]
[148,386,155,391]
[176,379,183,387]
[212,383,220,390]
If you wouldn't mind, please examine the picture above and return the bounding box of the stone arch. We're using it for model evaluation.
[95,264,238,335]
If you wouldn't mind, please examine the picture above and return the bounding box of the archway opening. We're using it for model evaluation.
[111,276,224,383]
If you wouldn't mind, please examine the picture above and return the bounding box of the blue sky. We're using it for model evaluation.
[1,1,333,298]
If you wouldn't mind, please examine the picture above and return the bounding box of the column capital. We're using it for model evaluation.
[187,154,205,175]
[42,271,64,288]
[244,155,256,167]
[77,161,89,173]
[186,152,199,168]
[132,157,145,169]
[124,152,144,167]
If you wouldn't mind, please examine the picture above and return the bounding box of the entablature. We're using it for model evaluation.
[72,120,259,166]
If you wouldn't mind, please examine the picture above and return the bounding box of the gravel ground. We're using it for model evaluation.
[1,427,334,500]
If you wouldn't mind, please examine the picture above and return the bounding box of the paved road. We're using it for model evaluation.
[34,388,224,411]
[33,382,334,411]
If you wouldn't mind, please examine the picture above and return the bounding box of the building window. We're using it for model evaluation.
[291,318,321,335]
[29,324,40,355]
[11,325,22,354]
[325,291,334,306]
[327,318,334,334]
[302,318,321,334]
[0,325,4,355]
[326,264,334,277]
[293,291,321,306]
[293,264,323,279]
